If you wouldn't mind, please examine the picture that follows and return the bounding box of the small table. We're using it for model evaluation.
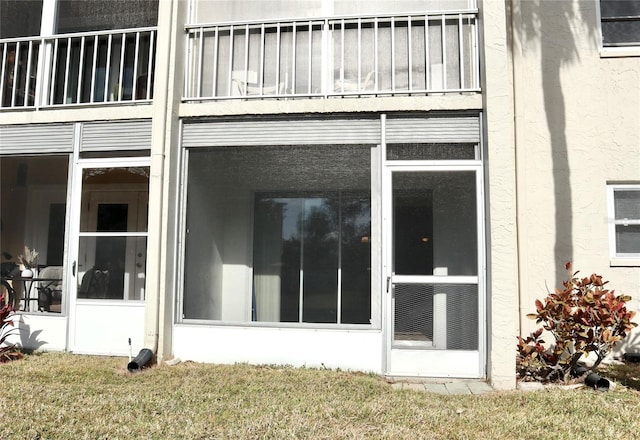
[0,277,62,312]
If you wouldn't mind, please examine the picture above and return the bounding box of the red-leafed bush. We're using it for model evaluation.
[0,293,22,363]
[517,263,637,383]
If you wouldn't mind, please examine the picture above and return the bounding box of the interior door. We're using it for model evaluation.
[385,166,484,378]
[68,160,150,356]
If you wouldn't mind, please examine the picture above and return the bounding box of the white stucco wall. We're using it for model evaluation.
[512,0,640,355]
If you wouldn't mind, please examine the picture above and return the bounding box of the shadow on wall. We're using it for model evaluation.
[512,0,598,288]
[16,315,47,352]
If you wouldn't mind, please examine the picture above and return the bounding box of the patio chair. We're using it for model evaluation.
[334,70,374,93]
[231,70,287,96]
[36,266,63,312]
[78,267,110,299]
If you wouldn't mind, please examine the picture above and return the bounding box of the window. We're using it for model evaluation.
[0,0,43,38]
[56,0,158,33]
[182,144,374,324]
[0,155,70,313]
[599,0,640,48]
[607,184,640,263]
[253,192,370,324]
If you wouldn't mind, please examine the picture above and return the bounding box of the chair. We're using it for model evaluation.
[231,70,286,97]
[334,70,374,93]
[36,266,64,312]
[78,267,110,299]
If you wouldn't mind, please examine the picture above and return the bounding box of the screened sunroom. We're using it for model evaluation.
[174,113,486,378]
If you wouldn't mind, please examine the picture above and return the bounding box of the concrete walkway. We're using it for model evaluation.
[390,381,494,395]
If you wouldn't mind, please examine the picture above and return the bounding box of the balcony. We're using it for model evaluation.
[184,10,479,101]
[1,27,156,109]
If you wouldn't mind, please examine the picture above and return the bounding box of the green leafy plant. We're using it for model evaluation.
[0,292,21,362]
[517,262,637,383]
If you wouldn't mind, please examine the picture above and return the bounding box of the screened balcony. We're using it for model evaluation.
[1,27,156,109]
[184,10,479,101]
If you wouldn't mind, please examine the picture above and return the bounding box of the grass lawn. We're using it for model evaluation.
[1,353,639,439]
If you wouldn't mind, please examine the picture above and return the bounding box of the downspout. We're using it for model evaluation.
[509,0,525,340]
[144,0,179,358]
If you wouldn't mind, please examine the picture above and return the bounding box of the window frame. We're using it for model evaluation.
[607,183,640,266]
[598,0,640,57]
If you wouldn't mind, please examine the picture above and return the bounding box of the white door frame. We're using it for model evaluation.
[67,157,150,355]
[382,163,486,378]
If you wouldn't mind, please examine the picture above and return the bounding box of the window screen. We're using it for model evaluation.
[183,145,373,324]
[600,0,640,47]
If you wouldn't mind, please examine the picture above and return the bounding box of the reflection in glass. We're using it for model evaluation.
[78,236,146,300]
[253,193,371,324]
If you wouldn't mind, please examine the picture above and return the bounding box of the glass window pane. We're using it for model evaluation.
[80,167,149,233]
[302,196,339,323]
[77,236,146,300]
[614,190,640,220]
[600,0,640,46]
[601,20,640,46]
[77,166,148,302]
[393,171,477,276]
[253,196,302,323]
[340,194,371,324]
[616,225,640,254]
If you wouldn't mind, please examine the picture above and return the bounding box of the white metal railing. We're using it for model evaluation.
[0,27,156,109]
[184,10,479,101]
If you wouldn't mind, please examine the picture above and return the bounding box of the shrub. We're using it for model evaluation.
[0,292,21,363]
[517,262,637,383]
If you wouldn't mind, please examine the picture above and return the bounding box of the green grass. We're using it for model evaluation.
[1,353,639,439]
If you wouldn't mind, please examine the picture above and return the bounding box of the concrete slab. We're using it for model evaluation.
[403,383,427,392]
[467,381,494,395]
[389,379,495,395]
[445,382,472,395]
[423,383,449,394]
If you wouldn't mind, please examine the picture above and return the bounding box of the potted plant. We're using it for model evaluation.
[17,246,38,278]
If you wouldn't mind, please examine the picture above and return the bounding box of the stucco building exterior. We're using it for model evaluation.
[0,0,638,390]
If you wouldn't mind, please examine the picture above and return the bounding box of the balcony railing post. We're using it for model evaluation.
[197,27,204,98]
[441,15,446,91]
[322,19,329,97]
[424,14,430,91]
[227,25,234,96]
[105,34,113,102]
[408,17,413,93]
[0,44,7,104]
